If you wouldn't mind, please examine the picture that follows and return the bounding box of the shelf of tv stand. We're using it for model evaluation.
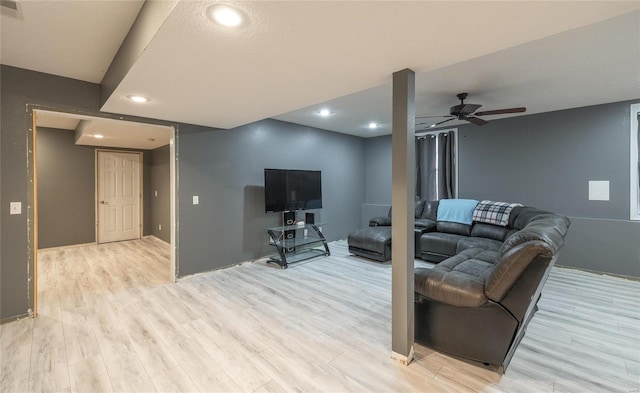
[266,223,330,269]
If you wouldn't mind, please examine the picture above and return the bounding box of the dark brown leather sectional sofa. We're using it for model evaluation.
[347,199,570,371]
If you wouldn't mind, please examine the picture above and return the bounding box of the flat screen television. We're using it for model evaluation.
[264,169,322,213]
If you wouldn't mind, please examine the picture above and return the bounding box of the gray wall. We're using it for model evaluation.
[457,100,640,277]
[36,128,96,248]
[1,66,174,321]
[457,101,635,219]
[1,65,368,320]
[36,127,155,249]
[362,135,393,227]
[150,145,171,243]
[177,119,366,277]
[1,65,100,320]
[363,100,640,277]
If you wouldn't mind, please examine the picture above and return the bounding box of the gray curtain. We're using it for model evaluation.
[438,131,456,199]
[416,135,437,200]
[416,131,456,200]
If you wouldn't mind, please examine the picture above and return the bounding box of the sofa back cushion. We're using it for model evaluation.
[421,200,439,221]
[499,214,570,258]
[512,207,552,229]
[415,199,426,218]
[507,206,525,228]
[471,223,511,242]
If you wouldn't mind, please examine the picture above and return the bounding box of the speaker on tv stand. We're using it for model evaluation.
[283,211,296,253]
[305,212,315,225]
[283,211,296,226]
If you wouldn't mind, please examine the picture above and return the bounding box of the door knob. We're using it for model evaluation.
[100,200,108,205]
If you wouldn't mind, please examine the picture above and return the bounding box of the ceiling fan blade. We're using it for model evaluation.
[459,104,481,115]
[418,118,456,130]
[416,116,455,126]
[416,115,456,119]
[475,107,526,116]
[466,116,488,126]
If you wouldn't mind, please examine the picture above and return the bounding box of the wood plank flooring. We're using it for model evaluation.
[1,237,639,392]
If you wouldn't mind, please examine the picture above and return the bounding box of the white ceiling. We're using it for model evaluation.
[0,0,144,83]
[276,10,640,137]
[36,110,171,150]
[2,1,640,139]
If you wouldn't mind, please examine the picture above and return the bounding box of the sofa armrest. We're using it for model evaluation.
[369,216,391,226]
[415,218,436,231]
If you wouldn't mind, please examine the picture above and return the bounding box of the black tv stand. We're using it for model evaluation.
[266,223,330,269]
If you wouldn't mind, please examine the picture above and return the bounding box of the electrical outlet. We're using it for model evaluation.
[193,195,199,205]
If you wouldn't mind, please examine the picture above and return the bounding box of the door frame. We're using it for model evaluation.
[95,149,143,244]
[29,106,179,318]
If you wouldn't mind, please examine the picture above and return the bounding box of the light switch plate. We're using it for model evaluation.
[193,196,199,205]
[10,202,22,215]
[588,180,610,201]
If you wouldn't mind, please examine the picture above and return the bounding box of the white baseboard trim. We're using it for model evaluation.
[391,346,414,365]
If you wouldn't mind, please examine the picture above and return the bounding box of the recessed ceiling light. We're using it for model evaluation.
[368,122,379,129]
[127,95,150,103]
[207,4,245,27]
[94,134,104,139]
[319,108,331,117]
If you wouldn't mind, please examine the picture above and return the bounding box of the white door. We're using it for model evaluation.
[97,151,141,244]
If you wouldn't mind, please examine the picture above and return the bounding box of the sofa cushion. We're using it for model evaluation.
[457,237,502,254]
[507,206,525,227]
[513,207,552,230]
[369,216,391,227]
[347,227,392,256]
[415,218,436,231]
[415,199,426,219]
[420,232,465,257]
[499,214,570,259]
[471,223,511,242]
[421,200,439,221]
[436,221,472,236]
[415,248,494,307]
[437,199,479,225]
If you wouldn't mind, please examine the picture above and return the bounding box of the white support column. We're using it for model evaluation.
[390,68,415,365]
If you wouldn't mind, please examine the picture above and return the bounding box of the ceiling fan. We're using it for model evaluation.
[416,93,526,129]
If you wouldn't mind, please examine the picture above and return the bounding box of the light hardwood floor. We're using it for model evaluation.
[1,237,639,392]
